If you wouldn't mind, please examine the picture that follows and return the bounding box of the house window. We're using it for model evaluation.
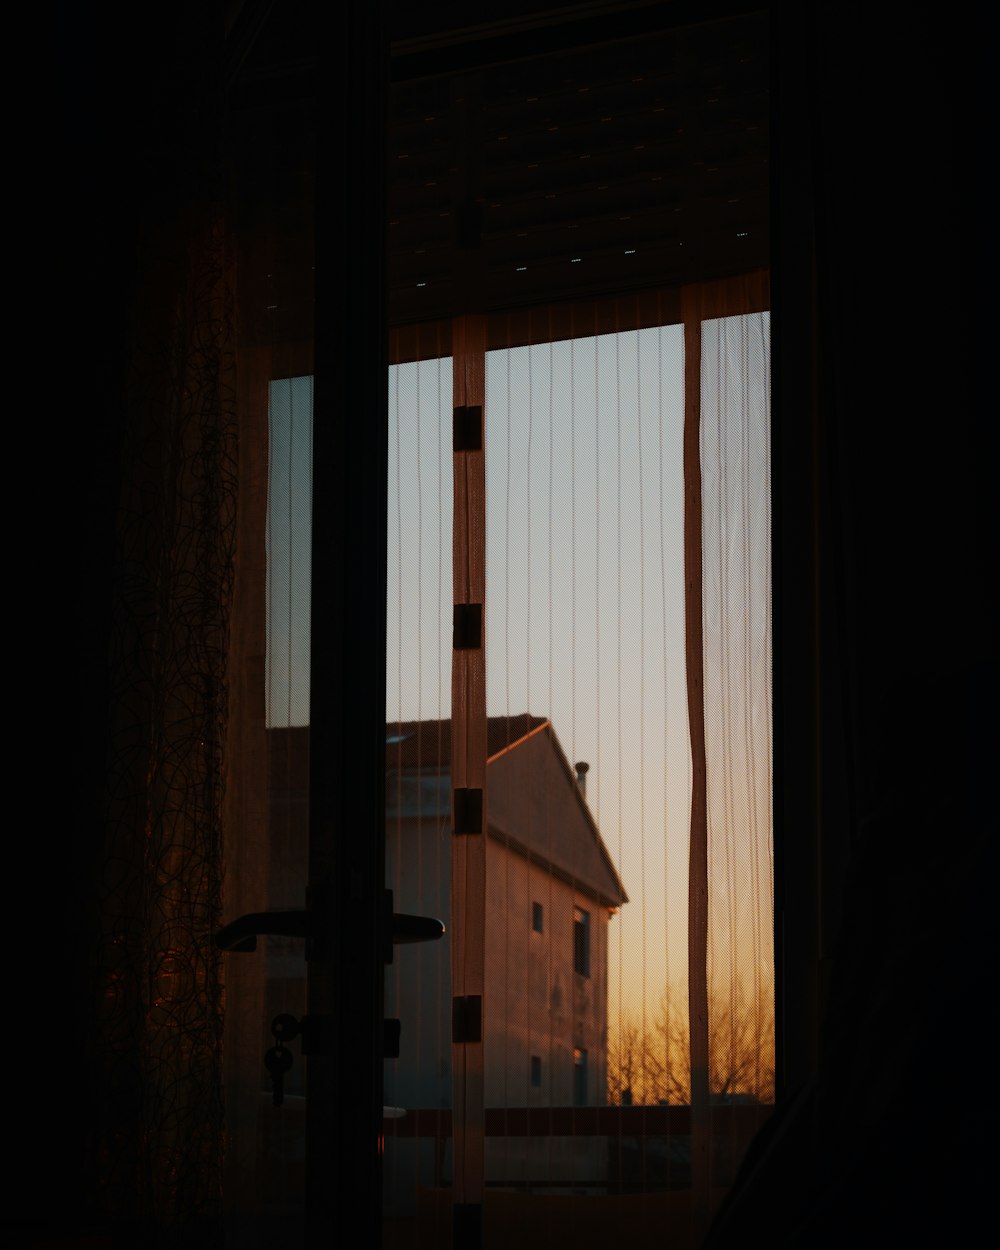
[573,1047,588,1106]
[531,1055,542,1088]
[573,906,590,977]
[532,901,543,933]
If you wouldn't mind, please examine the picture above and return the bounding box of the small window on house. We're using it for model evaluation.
[573,906,590,976]
[532,901,544,933]
[531,1055,542,1087]
[573,1047,588,1106]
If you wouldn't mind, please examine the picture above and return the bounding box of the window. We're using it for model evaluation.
[382,287,773,1222]
[573,1047,588,1107]
[573,906,590,977]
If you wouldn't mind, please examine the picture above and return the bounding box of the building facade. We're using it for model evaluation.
[383,715,627,1210]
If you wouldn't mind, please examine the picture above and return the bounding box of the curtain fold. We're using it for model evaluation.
[96,209,237,1246]
[683,272,773,1225]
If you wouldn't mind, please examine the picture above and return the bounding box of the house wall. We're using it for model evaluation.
[384,801,453,1116]
[383,782,614,1207]
[483,837,609,1190]
[383,801,454,1215]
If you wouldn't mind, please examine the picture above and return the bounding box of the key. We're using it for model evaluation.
[264,1044,293,1106]
[271,1013,300,1044]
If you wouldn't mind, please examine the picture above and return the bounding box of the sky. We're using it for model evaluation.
[385,325,692,1029]
[267,314,772,1037]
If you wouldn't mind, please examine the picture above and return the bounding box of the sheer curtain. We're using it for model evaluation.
[383,274,772,1247]
[684,274,772,1230]
[96,208,236,1245]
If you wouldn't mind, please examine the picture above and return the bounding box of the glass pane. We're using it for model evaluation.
[380,312,772,1246]
[482,328,690,1229]
[223,361,313,1249]
[383,355,455,1250]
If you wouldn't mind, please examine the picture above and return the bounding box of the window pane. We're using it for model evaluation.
[573,907,591,978]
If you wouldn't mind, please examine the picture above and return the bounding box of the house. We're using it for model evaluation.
[251,715,627,1217]
[383,714,627,1209]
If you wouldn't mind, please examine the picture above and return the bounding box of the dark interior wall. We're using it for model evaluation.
[23,3,234,1243]
[710,4,990,1244]
[19,1,990,1245]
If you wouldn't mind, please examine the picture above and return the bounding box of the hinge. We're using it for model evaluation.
[452,995,482,1044]
[453,603,482,649]
[453,404,483,452]
[453,787,483,835]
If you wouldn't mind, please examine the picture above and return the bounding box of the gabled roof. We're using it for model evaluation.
[386,714,628,908]
[385,713,548,768]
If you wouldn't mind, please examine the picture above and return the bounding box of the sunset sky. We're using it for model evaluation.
[267,313,771,1046]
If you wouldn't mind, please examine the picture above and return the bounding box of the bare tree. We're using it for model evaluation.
[608,979,774,1106]
[607,1013,666,1105]
[706,983,775,1102]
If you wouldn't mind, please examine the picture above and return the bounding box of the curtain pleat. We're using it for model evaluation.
[686,273,773,1220]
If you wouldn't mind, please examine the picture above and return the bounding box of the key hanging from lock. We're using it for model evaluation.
[264,1013,302,1106]
[264,1043,293,1106]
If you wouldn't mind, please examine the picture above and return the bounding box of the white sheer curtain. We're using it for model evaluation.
[381,277,772,1246]
[690,277,773,1221]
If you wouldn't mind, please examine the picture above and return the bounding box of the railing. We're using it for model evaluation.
[385,1103,774,1193]
[386,1103,772,1138]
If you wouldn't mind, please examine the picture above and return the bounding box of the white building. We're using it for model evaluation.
[383,715,627,1211]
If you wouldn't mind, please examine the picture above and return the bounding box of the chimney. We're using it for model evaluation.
[575,761,589,798]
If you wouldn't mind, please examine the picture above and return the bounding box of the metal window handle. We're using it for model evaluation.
[391,912,446,943]
[215,893,444,954]
[215,909,309,952]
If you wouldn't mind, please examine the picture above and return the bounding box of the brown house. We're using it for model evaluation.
[254,716,627,1212]
[384,714,627,1207]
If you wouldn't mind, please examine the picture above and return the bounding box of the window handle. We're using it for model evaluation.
[380,889,444,964]
[391,912,446,944]
[215,909,308,952]
[215,896,444,955]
